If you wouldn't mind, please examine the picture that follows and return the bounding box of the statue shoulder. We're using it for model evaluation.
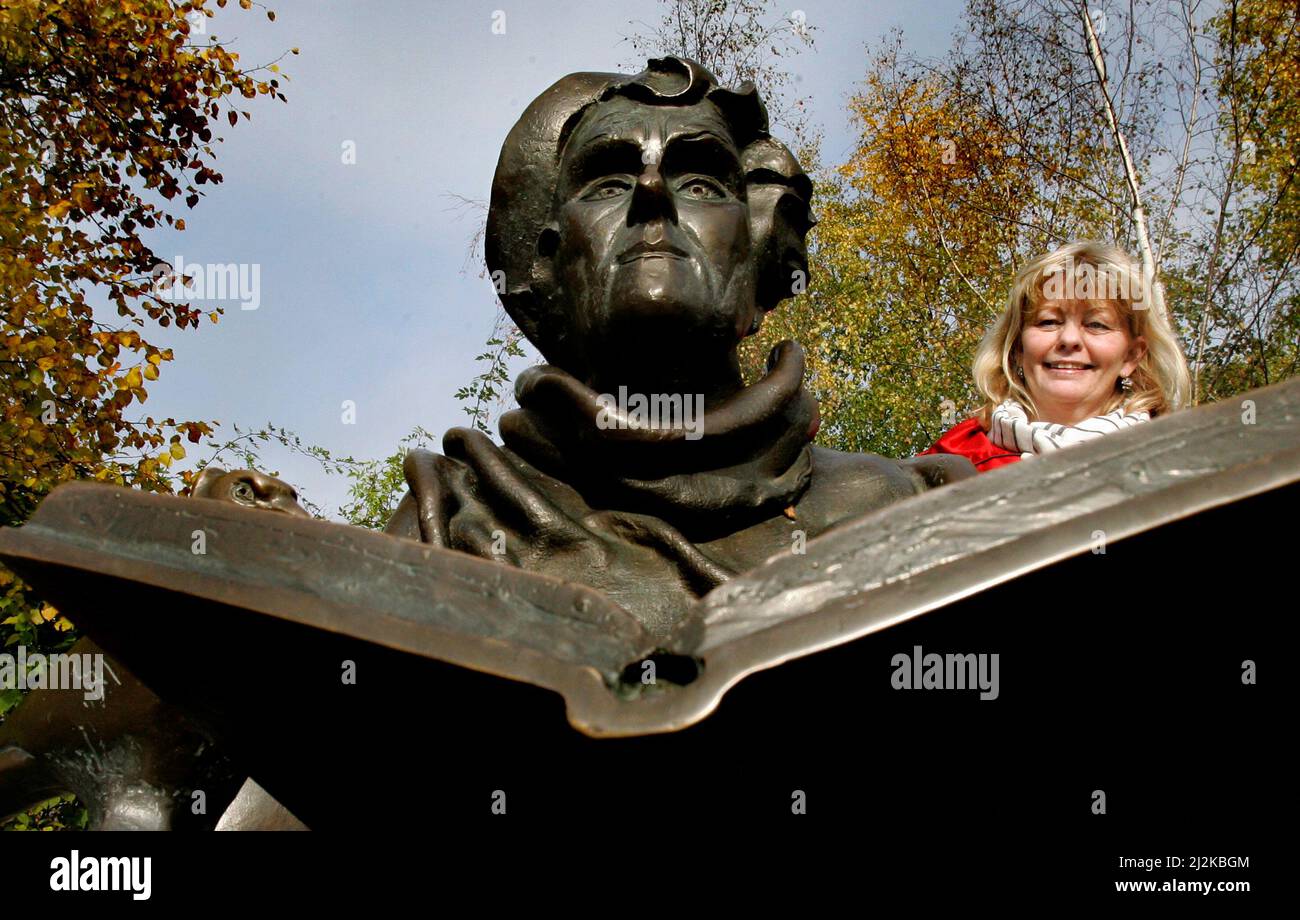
[808,445,924,502]
[797,445,976,531]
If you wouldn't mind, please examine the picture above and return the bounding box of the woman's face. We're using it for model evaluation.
[1018,298,1147,425]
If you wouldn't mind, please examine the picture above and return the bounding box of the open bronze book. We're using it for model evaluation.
[2,376,1296,743]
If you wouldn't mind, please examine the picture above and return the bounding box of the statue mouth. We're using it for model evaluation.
[619,241,689,263]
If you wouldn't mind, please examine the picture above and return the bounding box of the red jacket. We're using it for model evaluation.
[918,418,1022,472]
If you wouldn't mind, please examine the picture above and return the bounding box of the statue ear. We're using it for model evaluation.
[494,222,561,365]
[750,181,815,313]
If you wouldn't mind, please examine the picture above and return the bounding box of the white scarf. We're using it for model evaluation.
[988,398,1150,459]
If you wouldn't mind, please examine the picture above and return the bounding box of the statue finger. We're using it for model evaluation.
[441,428,589,542]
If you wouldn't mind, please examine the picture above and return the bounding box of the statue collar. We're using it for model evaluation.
[499,341,820,538]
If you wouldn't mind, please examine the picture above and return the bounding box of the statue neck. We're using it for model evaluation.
[583,351,745,408]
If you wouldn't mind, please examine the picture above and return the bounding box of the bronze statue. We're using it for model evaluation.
[5,56,1291,831]
[374,57,973,636]
[188,58,971,638]
[191,467,310,518]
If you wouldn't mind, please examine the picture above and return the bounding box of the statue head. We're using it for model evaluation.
[486,57,814,392]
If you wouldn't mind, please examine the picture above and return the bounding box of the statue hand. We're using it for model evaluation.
[418,431,733,632]
[190,466,311,517]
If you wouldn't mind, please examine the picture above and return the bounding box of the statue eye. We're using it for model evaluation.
[681,178,724,200]
[232,481,255,504]
[581,179,631,201]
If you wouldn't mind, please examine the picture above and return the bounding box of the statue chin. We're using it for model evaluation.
[594,274,750,354]
[590,310,743,386]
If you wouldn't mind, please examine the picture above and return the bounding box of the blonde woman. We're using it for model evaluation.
[919,241,1192,471]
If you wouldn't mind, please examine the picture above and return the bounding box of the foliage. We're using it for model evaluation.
[1,0,294,522]
[0,586,75,720]
[1,0,292,673]
[0,0,294,788]
[743,0,1298,459]
[622,0,819,150]
[453,315,527,435]
[0,793,87,831]
[188,422,363,517]
[337,426,437,530]
[1183,0,1300,399]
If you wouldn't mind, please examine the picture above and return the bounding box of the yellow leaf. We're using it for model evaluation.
[47,200,73,219]
[169,443,186,460]
[125,366,143,388]
[143,363,159,380]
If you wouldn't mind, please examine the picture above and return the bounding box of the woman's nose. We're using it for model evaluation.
[1055,320,1084,348]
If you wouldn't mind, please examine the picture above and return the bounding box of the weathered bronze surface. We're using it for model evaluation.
[377,56,974,637]
[0,374,1295,826]
[1,373,1295,731]
[1,56,1294,829]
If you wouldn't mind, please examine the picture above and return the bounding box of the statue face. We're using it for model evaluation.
[549,98,758,383]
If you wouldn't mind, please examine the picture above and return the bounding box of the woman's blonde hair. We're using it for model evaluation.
[972,241,1192,427]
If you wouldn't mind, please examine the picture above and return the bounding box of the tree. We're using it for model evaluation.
[1185,0,1299,399]
[1,0,293,714]
[746,3,1137,456]
[743,0,1297,460]
[335,426,436,531]
[622,0,820,152]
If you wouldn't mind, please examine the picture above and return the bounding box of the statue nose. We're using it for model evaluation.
[628,163,677,225]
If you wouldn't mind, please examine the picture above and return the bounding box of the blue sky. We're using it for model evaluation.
[142,0,965,516]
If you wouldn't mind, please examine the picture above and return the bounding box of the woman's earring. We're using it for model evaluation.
[1015,364,1025,381]
[748,314,762,336]
[1120,375,1133,391]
